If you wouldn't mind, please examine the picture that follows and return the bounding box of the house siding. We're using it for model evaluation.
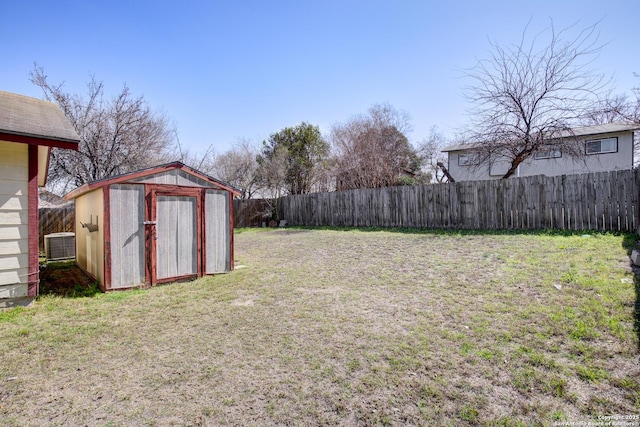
[0,142,29,300]
[447,131,634,181]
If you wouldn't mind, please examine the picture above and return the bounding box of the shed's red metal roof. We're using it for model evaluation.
[65,161,241,200]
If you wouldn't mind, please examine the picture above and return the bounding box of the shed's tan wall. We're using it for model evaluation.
[75,188,104,286]
[37,146,49,186]
[0,141,29,299]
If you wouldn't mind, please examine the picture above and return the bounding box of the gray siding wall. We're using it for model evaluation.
[109,184,146,288]
[446,131,634,182]
[205,190,230,273]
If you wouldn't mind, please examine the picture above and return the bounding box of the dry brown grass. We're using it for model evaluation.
[1,228,639,426]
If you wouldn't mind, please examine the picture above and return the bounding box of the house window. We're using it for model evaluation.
[458,153,479,166]
[534,149,562,160]
[586,137,617,155]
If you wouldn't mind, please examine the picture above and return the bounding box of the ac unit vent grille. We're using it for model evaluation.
[44,232,76,261]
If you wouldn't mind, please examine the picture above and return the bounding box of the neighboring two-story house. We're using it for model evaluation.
[441,123,638,182]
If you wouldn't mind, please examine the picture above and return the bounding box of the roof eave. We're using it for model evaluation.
[571,123,640,138]
[0,131,79,150]
[441,144,477,152]
[441,124,640,153]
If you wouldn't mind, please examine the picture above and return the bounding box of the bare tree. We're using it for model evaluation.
[331,103,420,189]
[417,126,449,183]
[584,94,629,125]
[585,74,640,164]
[210,139,260,199]
[628,76,640,123]
[254,143,289,221]
[463,21,609,178]
[30,64,175,193]
[616,74,640,123]
[169,130,217,175]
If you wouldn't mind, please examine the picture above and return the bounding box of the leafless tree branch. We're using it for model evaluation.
[462,20,610,178]
[31,64,175,193]
[331,103,420,189]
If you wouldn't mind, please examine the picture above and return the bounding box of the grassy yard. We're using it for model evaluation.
[1,228,639,426]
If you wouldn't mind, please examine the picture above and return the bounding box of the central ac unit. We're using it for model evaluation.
[44,232,76,261]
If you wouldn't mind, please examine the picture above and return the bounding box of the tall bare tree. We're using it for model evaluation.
[586,73,640,164]
[332,103,420,189]
[463,21,609,178]
[417,126,449,183]
[616,74,639,123]
[627,75,640,123]
[169,130,217,175]
[254,142,288,221]
[211,139,260,199]
[30,64,174,193]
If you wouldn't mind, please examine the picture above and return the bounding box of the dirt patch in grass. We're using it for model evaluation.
[1,228,639,426]
[39,261,99,297]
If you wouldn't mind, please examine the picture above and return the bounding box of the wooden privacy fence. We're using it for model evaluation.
[39,205,75,251]
[278,169,640,232]
[233,198,278,228]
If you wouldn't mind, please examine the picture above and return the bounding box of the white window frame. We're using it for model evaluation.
[458,153,479,166]
[585,137,618,155]
[534,149,562,160]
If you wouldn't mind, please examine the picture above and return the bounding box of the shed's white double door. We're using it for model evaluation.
[155,195,197,280]
[150,188,230,285]
[109,184,230,288]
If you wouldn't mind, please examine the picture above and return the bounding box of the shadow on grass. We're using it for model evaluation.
[39,260,101,298]
[620,233,640,350]
[277,225,634,238]
[276,225,640,349]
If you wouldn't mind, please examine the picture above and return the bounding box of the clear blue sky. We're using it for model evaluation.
[1,0,638,154]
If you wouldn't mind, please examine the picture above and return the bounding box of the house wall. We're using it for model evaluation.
[0,141,29,301]
[447,131,634,181]
[75,187,104,286]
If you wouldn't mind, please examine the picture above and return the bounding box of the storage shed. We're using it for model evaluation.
[65,162,240,291]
